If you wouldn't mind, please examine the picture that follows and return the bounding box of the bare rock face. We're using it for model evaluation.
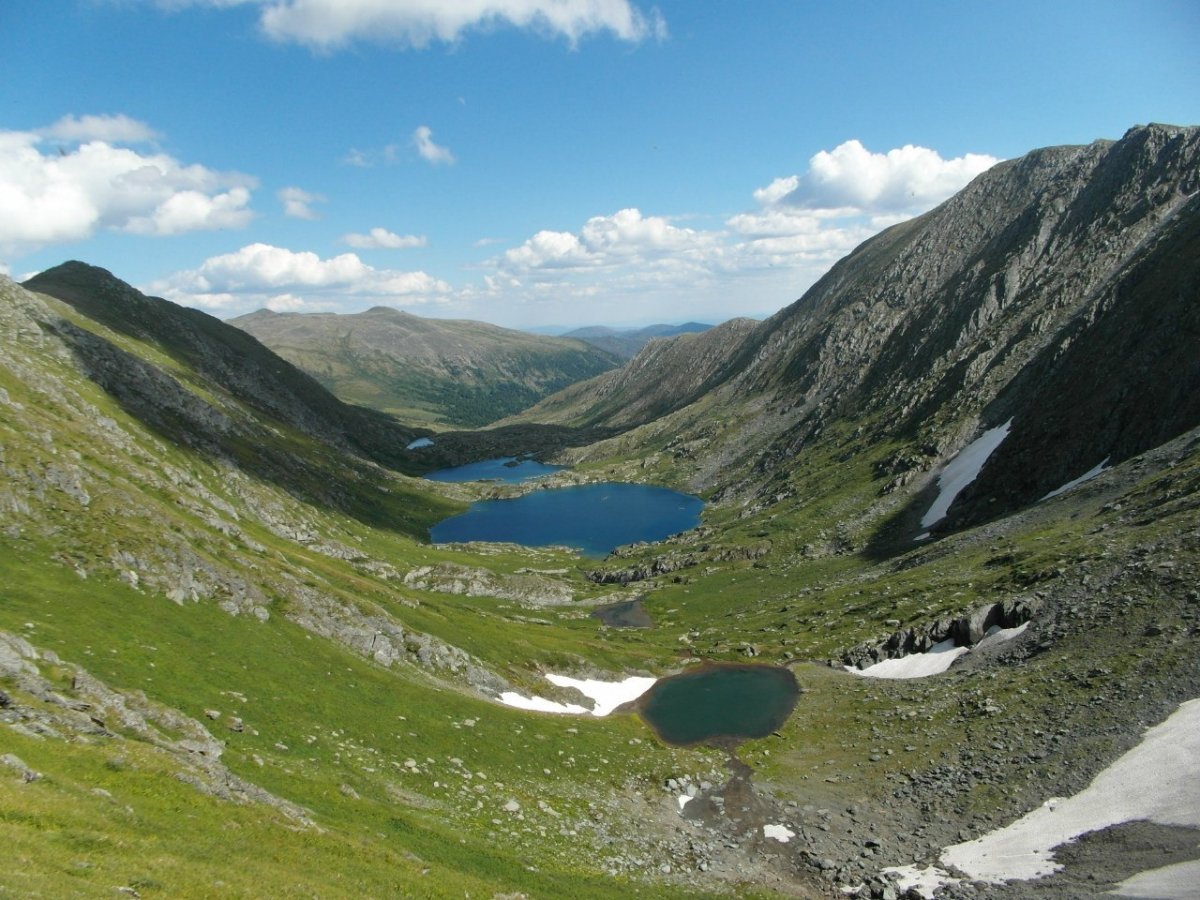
[743,126,1200,482]
[403,562,574,606]
[549,125,1200,536]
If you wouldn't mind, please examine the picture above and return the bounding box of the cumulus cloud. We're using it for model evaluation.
[243,0,665,50]
[278,186,325,219]
[480,139,997,323]
[728,140,1000,256]
[38,113,160,144]
[502,208,712,273]
[147,242,450,314]
[770,140,999,214]
[341,227,427,249]
[413,126,454,165]
[0,122,256,255]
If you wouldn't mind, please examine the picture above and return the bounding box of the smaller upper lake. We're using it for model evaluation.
[425,456,564,484]
[430,482,703,557]
[636,663,799,747]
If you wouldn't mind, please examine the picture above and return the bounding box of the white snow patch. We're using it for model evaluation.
[763,823,795,843]
[975,622,1028,650]
[406,437,434,449]
[847,624,1030,681]
[1040,458,1109,501]
[677,794,693,811]
[882,864,960,899]
[497,692,589,715]
[497,673,656,717]
[845,638,969,679]
[939,697,1200,883]
[1109,859,1200,898]
[545,673,657,716]
[920,420,1012,528]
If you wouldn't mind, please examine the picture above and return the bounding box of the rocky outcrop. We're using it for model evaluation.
[0,630,316,825]
[841,597,1039,669]
[278,576,509,695]
[403,562,574,606]
[587,542,771,585]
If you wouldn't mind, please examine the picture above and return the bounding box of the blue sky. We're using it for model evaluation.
[2,1,1197,329]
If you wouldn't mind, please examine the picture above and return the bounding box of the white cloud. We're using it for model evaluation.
[266,293,307,312]
[147,242,451,315]
[770,139,999,214]
[477,139,997,325]
[341,227,426,249]
[413,126,454,165]
[501,208,712,274]
[504,229,591,269]
[38,113,160,144]
[341,143,402,168]
[237,0,665,50]
[278,186,325,219]
[0,123,256,255]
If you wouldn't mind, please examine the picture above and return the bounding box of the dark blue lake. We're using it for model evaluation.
[429,482,703,557]
[637,664,799,747]
[424,456,564,484]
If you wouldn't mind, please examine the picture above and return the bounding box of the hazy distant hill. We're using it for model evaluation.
[561,322,712,358]
[229,306,621,427]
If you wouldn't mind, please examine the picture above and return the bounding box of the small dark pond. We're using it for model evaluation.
[592,599,654,628]
[636,663,799,747]
[425,456,563,484]
[429,482,703,557]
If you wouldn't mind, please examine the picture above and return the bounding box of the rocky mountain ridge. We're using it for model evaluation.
[537,124,1200,543]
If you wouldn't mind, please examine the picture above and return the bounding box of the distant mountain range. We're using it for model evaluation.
[559,322,713,358]
[230,306,621,428]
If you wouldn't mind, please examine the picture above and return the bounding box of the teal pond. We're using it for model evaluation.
[429,481,703,557]
[636,664,799,747]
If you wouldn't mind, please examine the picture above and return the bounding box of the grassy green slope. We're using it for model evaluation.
[231,307,621,429]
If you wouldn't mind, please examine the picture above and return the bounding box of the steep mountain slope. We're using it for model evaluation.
[505,317,758,429]
[231,305,621,427]
[554,125,1200,542]
[563,322,713,359]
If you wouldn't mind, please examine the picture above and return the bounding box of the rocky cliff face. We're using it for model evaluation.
[550,125,1200,538]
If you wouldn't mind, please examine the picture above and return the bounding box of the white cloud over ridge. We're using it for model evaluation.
[341,227,427,249]
[413,126,455,165]
[148,242,450,312]
[0,122,256,255]
[480,140,997,323]
[772,140,999,214]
